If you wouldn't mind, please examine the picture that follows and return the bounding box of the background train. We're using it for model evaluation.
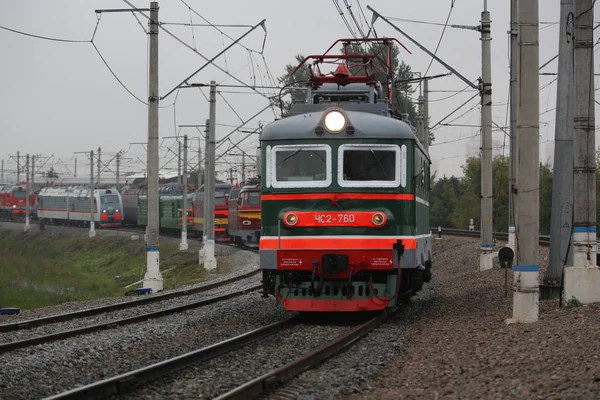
[0,183,37,220]
[125,181,262,248]
[258,38,432,312]
[36,187,123,228]
[227,183,261,248]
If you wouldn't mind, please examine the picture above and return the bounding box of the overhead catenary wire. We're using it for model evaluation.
[424,0,456,77]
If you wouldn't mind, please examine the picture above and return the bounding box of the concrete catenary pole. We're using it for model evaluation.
[508,0,539,323]
[143,1,163,291]
[241,152,246,184]
[417,82,425,147]
[545,0,575,299]
[423,78,430,152]
[16,151,20,182]
[203,81,218,270]
[1,159,4,183]
[180,134,189,251]
[177,140,182,185]
[97,147,101,185]
[74,157,77,178]
[508,0,519,252]
[200,118,210,265]
[116,151,120,190]
[30,155,35,221]
[564,0,600,304]
[479,3,494,271]
[197,138,202,187]
[89,150,96,238]
[24,154,30,232]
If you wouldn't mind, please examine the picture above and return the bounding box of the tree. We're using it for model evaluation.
[430,175,463,228]
[277,43,435,145]
[539,162,553,235]
[276,54,310,115]
[45,167,58,179]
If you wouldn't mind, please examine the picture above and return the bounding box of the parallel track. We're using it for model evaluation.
[431,227,553,246]
[0,284,261,353]
[0,269,260,333]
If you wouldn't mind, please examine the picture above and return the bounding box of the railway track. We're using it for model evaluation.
[0,269,260,333]
[44,310,392,400]
[431,227,555,246]
[0,284,261,353]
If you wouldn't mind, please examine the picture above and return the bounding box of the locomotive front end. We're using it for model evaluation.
[260,107,432,312]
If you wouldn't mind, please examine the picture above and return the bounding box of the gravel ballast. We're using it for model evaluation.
[0,292,294,399]
[118,321,353,400]
[345,236,600,400]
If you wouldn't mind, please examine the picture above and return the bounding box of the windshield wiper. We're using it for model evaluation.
[369,149,389,179]
[277,149,302,166]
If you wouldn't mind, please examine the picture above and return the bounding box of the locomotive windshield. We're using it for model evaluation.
[338,144,404,188]
[12,190,26,198]
[247,191,260,205]
[274,147,327,182]
[215,196,228,205]
[102,195,120,204]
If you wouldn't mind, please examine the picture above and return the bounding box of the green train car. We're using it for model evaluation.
[138,183,194,234]
[259,38,432,312]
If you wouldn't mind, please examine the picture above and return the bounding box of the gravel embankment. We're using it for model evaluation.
[342,236,600,400]
[118,321,354,400]
[0,292,294,399]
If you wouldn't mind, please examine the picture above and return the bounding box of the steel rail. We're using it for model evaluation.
[430,227,558,246]
[0,270,260,333]
[214,310,393,400]
[44,316,298,400]
[0,284,261,353]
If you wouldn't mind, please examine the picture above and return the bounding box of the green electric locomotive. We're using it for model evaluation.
[259,38,432,312]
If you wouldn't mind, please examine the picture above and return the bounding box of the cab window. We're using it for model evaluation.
[269,144,332,188]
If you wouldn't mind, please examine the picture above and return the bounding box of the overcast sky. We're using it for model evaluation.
[1,0,599,183]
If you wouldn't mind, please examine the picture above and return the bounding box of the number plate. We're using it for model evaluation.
[283,211,385,228]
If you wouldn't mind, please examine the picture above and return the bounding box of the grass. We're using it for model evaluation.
[0,231,210,310]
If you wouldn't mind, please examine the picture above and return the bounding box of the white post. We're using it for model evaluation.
[24,154,30,232]
[89,150,96,237]
[507,0,539,323]
[564,0,600,304]
[199,119,210,265]
[143,1,163,292]
[180,134,189,251]
[203,81,218,270]
[479,3,495,271]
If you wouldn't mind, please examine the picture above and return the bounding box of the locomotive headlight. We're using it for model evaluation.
[372,213,386,226]
[284,212,298,226]
[324,110,346,133]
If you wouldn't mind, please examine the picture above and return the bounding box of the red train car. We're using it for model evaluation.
[228,184,261,248]
[192,183,233,241]
[0,184,27,219]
